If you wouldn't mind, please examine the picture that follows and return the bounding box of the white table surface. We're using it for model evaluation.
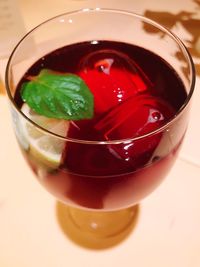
[0,0,200,266]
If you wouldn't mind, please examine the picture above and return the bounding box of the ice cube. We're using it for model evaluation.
[94,93,175,166]
[78,49,153,114]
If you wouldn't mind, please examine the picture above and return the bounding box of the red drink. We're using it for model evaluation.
[15,41,187,210]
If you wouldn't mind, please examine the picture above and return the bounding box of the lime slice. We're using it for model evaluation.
[20,103,69,168]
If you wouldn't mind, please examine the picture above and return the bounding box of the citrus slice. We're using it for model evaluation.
[20,103,69,168]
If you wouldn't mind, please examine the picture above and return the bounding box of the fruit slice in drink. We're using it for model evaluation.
[19,103,69,168]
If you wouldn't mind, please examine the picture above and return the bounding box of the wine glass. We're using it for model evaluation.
[5,9,195,246]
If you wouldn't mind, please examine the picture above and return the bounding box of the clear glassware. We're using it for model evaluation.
[5,9,195,244]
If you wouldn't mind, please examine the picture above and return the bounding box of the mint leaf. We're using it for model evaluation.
[21,69,94,120]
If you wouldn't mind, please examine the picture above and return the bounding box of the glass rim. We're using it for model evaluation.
[5,7,196,145]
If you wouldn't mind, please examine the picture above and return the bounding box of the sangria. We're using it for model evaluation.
[5,9,195,236]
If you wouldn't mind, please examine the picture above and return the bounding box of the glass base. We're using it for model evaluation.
[56,202,139,249]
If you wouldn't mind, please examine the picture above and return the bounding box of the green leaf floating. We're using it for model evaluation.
[21,69,94,120]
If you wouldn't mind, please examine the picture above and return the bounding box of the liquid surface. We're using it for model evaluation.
[15,41,187,210]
